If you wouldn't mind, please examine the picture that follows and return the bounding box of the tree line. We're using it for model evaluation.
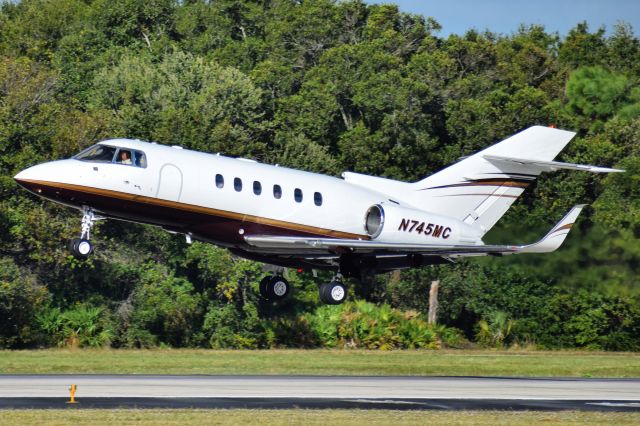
[1,0,639,350]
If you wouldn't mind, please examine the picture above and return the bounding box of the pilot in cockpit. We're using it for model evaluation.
[118,150,133,165]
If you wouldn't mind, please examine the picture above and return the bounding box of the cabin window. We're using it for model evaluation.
[294,188,303,203]
[133,151,147,168]
[234,177,243,192]
[273,184,282,199]
[74,144,117,163]
[314,192,323,206]
[215,174,224,189]
[253,181,262,195]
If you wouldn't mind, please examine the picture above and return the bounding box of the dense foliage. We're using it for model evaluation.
[1,0,639,350]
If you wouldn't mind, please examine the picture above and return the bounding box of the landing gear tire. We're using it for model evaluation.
[319,280,347,305]
[69,238,93,258]
[259,275,290,301]
[259,276,271,299]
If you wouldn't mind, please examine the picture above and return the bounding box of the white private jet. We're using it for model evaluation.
[14,126,622,304]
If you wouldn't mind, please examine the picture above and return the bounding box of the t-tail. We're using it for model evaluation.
[344,126,623,236]
[407,126,622,235]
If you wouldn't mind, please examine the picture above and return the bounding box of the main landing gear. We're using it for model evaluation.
[69,207,101,259]
[319,275,347,305]
[257,272,348,305]
[259,274,347,305]
[259,275,291,301]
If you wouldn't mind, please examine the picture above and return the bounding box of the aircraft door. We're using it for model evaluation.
[156,164,183,202]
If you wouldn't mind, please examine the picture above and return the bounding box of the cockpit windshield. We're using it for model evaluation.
[74,144,117,162]
[74,144,147,168]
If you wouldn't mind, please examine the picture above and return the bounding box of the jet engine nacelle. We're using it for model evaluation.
[363,203,482,245]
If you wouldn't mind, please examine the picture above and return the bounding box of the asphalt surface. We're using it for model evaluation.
[1,375,639,411]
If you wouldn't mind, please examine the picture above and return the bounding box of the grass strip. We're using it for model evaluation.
[0,349,638,377]
[0,409,639,426]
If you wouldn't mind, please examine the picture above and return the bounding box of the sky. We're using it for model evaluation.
[364,0,640,37]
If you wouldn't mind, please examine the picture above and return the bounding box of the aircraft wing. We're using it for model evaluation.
[245,205,586,257]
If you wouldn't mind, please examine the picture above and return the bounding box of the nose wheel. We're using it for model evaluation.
[259,275,290,301]
[69,207,101,259]
[69,238,93,258]
[319,275,347,305]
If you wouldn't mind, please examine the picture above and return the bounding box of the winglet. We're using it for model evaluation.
[518,205,586,253]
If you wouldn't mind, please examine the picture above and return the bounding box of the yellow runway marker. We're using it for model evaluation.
[67,384,78,404]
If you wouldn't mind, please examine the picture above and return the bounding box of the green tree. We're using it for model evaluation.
[0,0,88,62]
[559,22,607,68]
[0,257,49,348]
[119,263,204,347]
[90,50,268,157]
[566,66,628,122]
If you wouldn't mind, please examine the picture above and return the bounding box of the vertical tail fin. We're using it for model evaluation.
[410,126,577,234]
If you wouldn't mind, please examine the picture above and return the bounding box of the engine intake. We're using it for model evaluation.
[364,204,384,238]
[363,203,482,245]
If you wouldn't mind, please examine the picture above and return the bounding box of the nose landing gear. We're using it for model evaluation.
[69,207,102,259]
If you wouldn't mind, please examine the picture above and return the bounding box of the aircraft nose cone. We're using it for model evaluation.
[14,160,73,192]
[14,168,29,182]
[14,164,44,193]
[14,164,43,185]
[14,160,74,183]
[14,159,82,203]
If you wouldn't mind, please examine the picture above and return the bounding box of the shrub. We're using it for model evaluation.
[475,311,518,348]
[60,305,113,348]
[431,324,471,349]
[305,301,443,349]
[202,302,272,349]
[265,316,316,348]
[37,304,113,348]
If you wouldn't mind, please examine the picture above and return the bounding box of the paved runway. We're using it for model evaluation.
[1,375,639,411]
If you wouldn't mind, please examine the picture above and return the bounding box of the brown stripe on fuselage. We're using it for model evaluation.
[15,179,369,242]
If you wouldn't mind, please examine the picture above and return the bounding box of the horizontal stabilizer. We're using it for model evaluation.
[518,204,586,253]
[483,155,624,174]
